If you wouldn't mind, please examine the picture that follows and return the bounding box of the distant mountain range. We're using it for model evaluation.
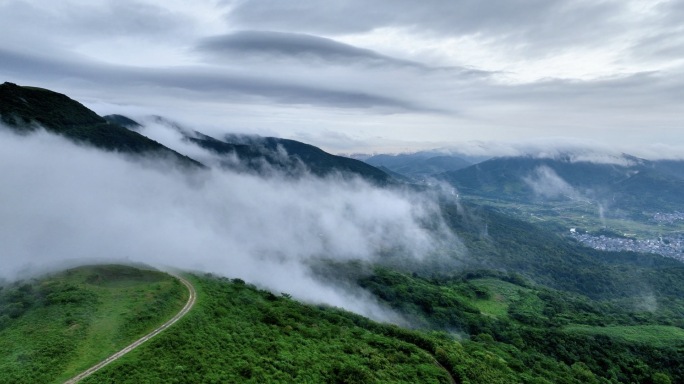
[440,154,684,212]
[360,146,684,214]
[364,151,473,180]
[0,82,390,184]
[6,81,684,214]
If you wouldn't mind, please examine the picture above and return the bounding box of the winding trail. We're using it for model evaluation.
[64,273,196,384]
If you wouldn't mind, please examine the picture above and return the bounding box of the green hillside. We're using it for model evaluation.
[3,264,682,383]
[71,269,681,383]
[0,265,188,384]
[441,200,684,304]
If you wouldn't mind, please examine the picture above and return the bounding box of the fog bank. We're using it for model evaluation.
[0,127,456,323]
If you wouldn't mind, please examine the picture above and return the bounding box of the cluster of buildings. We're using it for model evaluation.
[651,211,684,224]
[570,231,684,262]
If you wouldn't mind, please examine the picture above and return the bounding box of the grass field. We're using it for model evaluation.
[565,324,684,348]
[468,278,530,318]
[0,264,187,384]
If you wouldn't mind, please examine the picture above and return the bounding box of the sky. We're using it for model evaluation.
[1,0,684,156]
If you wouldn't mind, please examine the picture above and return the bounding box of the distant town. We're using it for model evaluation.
[651,211,684,224]
[571,230,684,262]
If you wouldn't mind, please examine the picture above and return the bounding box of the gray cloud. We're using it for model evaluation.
[2,1,684,155]
[523,165,581,200]
[0,47,424,111]
[226,0,624,52]
[0,0,194,42]
[432,138,684,163]
[629,1,684,63]
[0,125,458,322]
[196,30,418,66]
[194,30,496,83]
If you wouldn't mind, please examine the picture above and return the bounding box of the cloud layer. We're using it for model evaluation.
[0,126,455,322]
[1,0,683,156]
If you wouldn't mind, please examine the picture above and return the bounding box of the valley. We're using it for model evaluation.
[2,83,684,383]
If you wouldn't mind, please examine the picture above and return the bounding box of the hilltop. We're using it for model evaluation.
[0,82,202,167]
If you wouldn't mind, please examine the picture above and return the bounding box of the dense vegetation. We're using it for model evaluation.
[70,270,679,384]
[358,267,683,383]
[0,265,187,383]
[80,274,451,383]
[440,201,684,308]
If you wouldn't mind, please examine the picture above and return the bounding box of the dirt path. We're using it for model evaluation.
[64,273,196,384]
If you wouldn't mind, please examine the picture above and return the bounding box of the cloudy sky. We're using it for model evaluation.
[1,0,683,156]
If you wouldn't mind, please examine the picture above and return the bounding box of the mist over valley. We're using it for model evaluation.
[3,1,684,381]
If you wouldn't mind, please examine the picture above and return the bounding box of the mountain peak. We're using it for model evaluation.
[0,83,203,167]
[0,82,105,130]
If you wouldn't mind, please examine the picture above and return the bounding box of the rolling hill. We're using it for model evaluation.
[3,263,684,383]
[0,265,187,383]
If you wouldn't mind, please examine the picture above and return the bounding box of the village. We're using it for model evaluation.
[652,211,684,224]
[571,230,684,262]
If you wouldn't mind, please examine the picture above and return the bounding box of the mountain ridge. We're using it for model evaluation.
[0,82,203,168]
[440,154,684,212]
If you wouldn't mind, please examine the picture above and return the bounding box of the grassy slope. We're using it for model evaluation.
[0,265,187,384]
[358,267,684,383]
[82,274,452,384]
[82,273,631,384]
[3,265,680,383]
[565,325,684,348]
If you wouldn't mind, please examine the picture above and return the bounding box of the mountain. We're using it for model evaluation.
[5,83,684,383]
[0,82,202,167]
[652,159,684,180]
[441,154,684,212]
[5,258,684,383]
[103,114,142,130]
[0,82,390,182]
[134,115,392,183]
[217,133,392,183]
[365,151,472,180]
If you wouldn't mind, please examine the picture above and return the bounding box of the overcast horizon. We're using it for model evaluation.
[1,0,683,157]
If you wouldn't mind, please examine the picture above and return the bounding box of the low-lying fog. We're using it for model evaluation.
[0,125,457,323]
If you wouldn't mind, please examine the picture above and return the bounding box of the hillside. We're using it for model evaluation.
[439,200,684,302]
[366,152,472,180]
[101,114,392,184]
[0,267,673,383]
[441,155,684,212]
[0,265,187,384]
[0,82,201,167]
[193,132,392,183]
